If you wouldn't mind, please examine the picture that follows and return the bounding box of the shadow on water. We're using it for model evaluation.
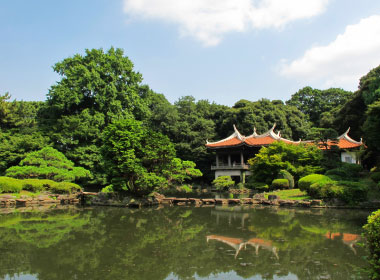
[0,205,371,280]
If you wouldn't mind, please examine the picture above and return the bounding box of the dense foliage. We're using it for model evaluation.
[271,178,290,190]
[101,118,201,195]
[287,87,353,127]
[5,147,91,182]
[247,141,323,185]
[298,173,369,203]
[363,209,380,279]
[0,176,81,194]
[39,48,150,185]
[212,176,235,190]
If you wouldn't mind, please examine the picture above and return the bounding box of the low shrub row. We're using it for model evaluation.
[271,179,289,189]
[246,169,294,192]
[298,174,368,203]
[0,177,82,194]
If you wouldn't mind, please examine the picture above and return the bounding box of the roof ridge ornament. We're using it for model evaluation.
[233,124,245,141]
[252,127,258,137]
[270,123,276,132]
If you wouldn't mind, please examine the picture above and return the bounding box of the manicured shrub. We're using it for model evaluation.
[363,209,380,279]
[0,177,23,193]
[337,181,369,203]
[22,179,56,192]
[49,182,81,194]
[325,163,363,180]
[308,181,344,199]
[370,172,380,183]
[271,179,289,190]
[304,179,368,203]
[246,181,269,191]
[277,170,294,188]
[212,176,234,190]
[298,174,332,192]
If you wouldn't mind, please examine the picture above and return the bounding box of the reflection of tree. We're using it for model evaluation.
[0,206,370,280]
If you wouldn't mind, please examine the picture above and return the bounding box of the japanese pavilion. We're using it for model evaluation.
[205,124,364,181]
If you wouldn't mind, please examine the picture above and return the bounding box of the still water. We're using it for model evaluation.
[0,205,371,280]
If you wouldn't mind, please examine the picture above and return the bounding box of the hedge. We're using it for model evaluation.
[363,210,380,279]
[0,177,24,193]
[276,170,294,188]
[325,163,363,180]
[271,179,289,190]
[0,176,82,194]
[298,174,332,192]
[247,182,269,191]
[298,174,368,203]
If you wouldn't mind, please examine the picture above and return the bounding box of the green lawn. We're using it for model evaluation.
[264,188,310,200]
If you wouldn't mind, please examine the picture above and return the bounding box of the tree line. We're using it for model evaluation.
[1,47,380,192]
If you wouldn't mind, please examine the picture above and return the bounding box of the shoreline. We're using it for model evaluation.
[1,191,379,211]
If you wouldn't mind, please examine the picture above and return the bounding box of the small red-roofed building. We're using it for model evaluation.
[206,125,364,180]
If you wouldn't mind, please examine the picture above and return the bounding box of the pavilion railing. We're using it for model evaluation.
[211,163,250,170]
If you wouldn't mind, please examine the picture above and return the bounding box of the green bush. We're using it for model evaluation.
[325,163,363,180]
[298,174,332,192]
[180,185,192,193]
[277,170,294,188]
[246,181,269,191]
[101,185,115,193]
[308,181,344,199]
[370,172,380,183]
[0,177,23,193]
[49,182,81,194]
[363,209,380,279]
[0,176,82,194]
[212,176,235,190]
[337,181,369,203]
[302,178,368,203]
[271,179,289,190]
[22,179,56,192]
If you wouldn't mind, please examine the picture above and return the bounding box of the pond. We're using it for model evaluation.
[0,205,371,280]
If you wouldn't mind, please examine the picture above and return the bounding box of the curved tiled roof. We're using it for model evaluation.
[206,125,363,150]
[206,124,300,148]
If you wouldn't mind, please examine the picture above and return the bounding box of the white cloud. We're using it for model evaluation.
[123,0,329,46]
[280,15,380,90]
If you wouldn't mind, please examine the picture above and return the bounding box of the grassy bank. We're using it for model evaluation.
[264,189,310,200]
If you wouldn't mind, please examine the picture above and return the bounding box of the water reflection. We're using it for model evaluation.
[0,205,371,280]
[207,235,278,259]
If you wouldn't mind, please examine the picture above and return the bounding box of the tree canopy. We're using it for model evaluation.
[286,87,353,128]
[39,47,151,185]
[5,147,91,182]
[248,141,323,184]
[101,118,201,195]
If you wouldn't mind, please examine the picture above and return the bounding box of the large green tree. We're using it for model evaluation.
[102,118,201,195]
[40,48,150,185]
[286,87,353,128]
[333,64,380,166]
[215,99,310,141]
[0,93,50,174]
[248,141,323,184]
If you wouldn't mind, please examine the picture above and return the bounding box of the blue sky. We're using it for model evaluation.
[1,0,380,106]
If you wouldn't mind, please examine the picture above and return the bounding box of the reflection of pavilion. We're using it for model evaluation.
[207,235,278,259]
[324,232,360,254]
[211,206,250,228]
